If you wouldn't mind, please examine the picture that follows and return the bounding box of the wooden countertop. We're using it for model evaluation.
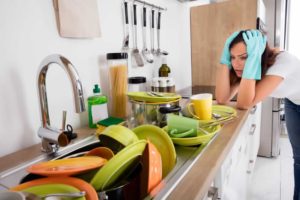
[166,101,250,199]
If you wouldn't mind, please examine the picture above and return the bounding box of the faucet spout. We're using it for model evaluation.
[37,54,86,153]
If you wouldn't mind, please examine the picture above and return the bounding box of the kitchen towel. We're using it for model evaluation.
[53,0,101,38]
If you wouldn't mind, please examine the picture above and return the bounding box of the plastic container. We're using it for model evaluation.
[128,77,146,92]
[107,52,128,119]
[88,84,108,128]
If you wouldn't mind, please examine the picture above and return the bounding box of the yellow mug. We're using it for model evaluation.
[187,93,212,120]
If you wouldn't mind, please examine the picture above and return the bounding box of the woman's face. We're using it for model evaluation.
[230,41,247,77]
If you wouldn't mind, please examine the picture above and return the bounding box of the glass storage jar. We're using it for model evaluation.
[128,76,147,92]
[107,52,128,119]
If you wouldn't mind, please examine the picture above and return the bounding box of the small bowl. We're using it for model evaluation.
[85,147,114,160]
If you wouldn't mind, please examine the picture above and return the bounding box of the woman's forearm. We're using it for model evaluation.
[236,79,256,109]
[215,65,232,104]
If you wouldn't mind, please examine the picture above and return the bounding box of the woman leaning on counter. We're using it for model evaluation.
[215,29,300,200]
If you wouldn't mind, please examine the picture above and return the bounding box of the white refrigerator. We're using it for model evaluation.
[258,0,289,157]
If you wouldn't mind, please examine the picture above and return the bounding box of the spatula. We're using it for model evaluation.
[132,4,144,66]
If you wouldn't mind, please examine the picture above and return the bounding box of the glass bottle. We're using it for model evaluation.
[159,56,170,77]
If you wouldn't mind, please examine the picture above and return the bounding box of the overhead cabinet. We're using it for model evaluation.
[190,0,257,86]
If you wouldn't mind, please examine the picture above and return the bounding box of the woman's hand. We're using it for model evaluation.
[220,31,240,68]
[242,30,267,80]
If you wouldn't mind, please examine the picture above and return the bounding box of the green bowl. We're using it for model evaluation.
[163,125,221,146]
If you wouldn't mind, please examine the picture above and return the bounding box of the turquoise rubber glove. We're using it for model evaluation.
[220,31,240,68]
[242,30,267,80]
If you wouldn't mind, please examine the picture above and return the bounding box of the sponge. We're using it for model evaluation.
[97,117,125,127]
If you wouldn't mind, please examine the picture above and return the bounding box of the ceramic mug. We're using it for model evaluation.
[187,93,212,120]
[166,114,198,138]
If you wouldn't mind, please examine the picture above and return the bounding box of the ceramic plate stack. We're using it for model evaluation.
[90,140,147,191]
[132,125,176,178]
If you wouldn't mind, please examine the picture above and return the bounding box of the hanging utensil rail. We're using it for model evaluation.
[129,0,167,11]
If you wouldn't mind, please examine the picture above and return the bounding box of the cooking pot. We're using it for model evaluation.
[128,99,181,128]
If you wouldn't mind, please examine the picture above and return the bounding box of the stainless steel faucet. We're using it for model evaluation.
[37,54,85,153]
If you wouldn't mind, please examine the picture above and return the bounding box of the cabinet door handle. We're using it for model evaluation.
[207,186,219,200]
[250,105,257,114]
[249,124,256,135]
[247,159,255,174]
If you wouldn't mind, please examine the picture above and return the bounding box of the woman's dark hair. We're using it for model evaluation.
[228,30,279,85]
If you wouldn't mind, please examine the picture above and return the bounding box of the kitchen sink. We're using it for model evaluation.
[0,133,216,198]
[0,135,99,189]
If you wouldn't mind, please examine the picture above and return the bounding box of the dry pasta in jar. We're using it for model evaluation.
[106,53,128,119]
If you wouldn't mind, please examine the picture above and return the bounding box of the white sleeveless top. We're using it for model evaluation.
[266,51,300,104]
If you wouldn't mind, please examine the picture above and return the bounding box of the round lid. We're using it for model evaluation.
[93,84,100,93]
[128,77,146,84]
[159,106,181,114]
[106,53,128,60]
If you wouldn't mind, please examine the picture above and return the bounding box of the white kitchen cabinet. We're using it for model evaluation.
[214,103,262,200]
[247,103,262,177]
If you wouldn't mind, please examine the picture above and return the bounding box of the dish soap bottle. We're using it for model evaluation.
[88,84,108,128]
[158,56,171,77]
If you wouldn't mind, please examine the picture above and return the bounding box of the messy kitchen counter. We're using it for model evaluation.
[0,100,249,199]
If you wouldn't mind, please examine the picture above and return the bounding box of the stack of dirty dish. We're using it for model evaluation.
[9,124,177,200]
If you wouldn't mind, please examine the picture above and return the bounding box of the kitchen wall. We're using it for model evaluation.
[0,0,210,157]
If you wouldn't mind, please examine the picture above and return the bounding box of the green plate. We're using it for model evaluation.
[22,183,85,200]
[132,125,176,178]
[164,125,221,146]
[90,140,147,191]
[127,92,181,103]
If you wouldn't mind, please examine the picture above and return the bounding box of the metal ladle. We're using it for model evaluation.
[141,6,154,63]
[150,9,156,55]
[156,11,168,56]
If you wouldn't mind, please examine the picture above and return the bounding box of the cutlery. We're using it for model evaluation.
[122,1,129,50]
[150,9,156,55]
[156,11,168,56]
[147,91,177,97]
[199,116,236,128]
